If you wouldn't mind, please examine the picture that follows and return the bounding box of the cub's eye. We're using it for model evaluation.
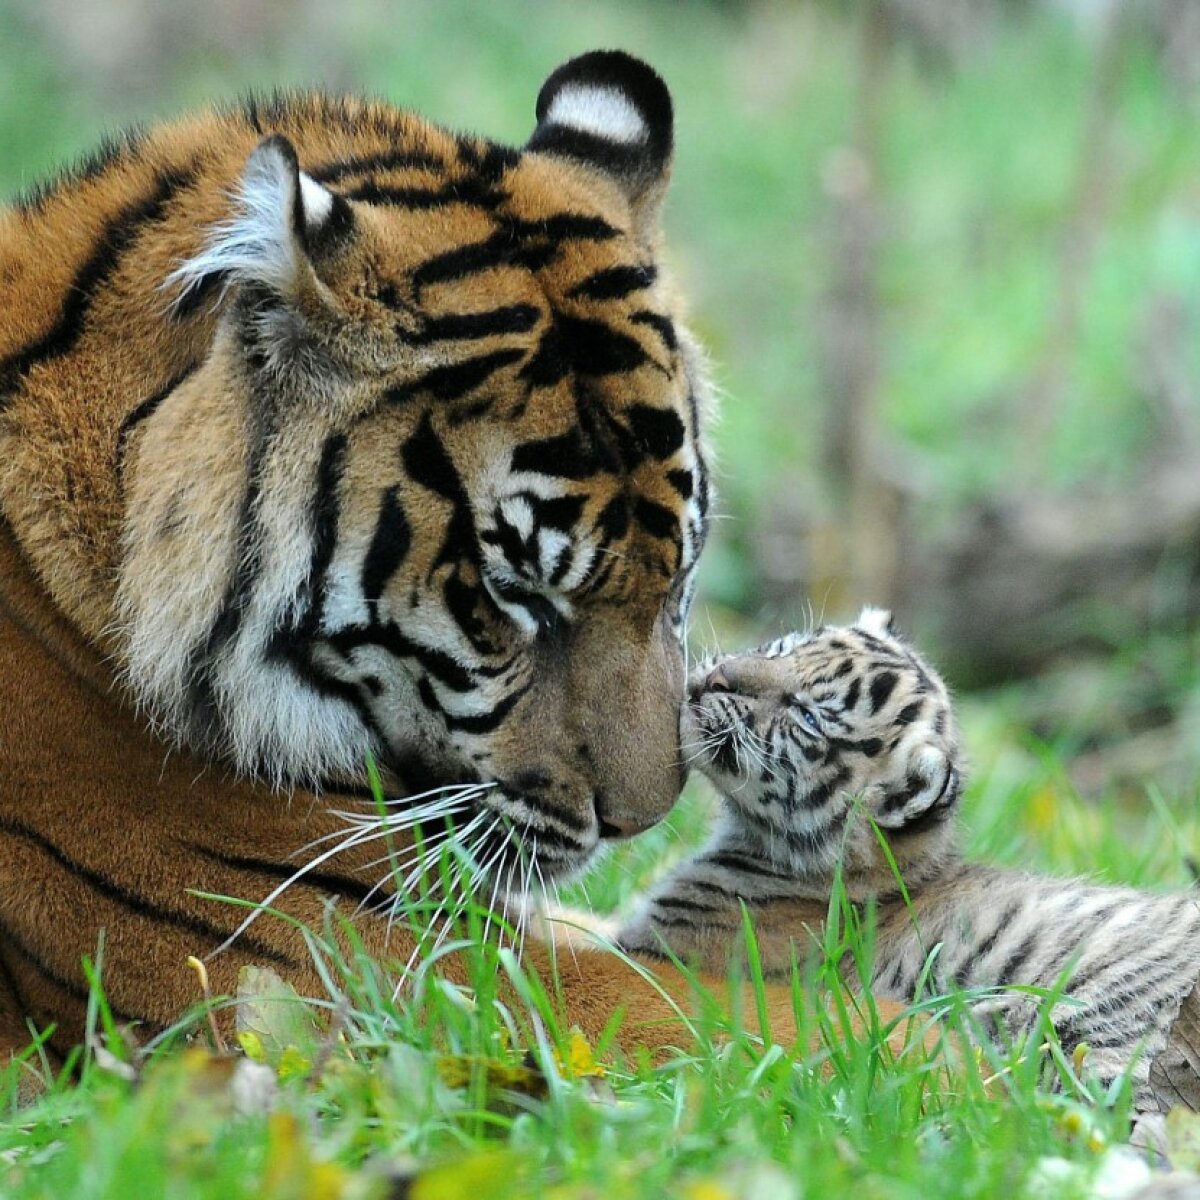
[788,696,822,735]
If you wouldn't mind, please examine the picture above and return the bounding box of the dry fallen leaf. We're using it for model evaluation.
[1150,978,1200,1116]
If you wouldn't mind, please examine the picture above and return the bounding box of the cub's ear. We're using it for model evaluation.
[527,50,673,241]
[874,752,961,836]
[168,134,350,312]
[857,606,898,639]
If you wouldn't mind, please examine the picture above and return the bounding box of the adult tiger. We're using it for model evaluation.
[0,52,915,1068]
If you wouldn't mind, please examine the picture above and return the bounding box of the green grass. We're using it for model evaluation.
[2,759,1195,1199]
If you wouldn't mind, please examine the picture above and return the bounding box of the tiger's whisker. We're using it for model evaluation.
[208,795,479,957]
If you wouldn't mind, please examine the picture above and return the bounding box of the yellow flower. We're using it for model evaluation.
[555,1029,607,1080]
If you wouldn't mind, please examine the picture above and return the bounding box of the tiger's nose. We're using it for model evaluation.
[596,812,658,840]
[595,792,660,840]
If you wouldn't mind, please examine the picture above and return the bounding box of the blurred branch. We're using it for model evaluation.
[1016,3,1127,475]
[907,457,1200,683]
[1137,292,1200,459]
[816,0,910,610]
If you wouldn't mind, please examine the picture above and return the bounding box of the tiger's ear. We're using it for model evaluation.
[857,606,898,639]
[527,50,673,242]
[168,134,349,311]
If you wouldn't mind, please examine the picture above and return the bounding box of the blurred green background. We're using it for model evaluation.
[3,0,1200,830]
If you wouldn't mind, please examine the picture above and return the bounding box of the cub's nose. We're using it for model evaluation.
[706,666,734,693]
[689,664,735,699]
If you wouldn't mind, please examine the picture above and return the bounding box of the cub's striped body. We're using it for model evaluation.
[622,610,1200,1106]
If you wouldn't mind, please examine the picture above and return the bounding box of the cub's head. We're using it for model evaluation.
[118,53,710,885]
[684,608,962,896]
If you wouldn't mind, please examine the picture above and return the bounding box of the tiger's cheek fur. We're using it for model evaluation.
[117,351,252,721]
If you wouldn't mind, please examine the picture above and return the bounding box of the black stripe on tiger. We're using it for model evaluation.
[0,817,297,968]
[411,214,620,299]
[1068,940,1177,1002]
[342,179,506,212]
[666,469,693,499]
[414,304,540,343]
[292,432,348,640]
[416,676,530,734]
[401,412,479,577]
[868,672,898,714]
[684,386,710,530]
[1,164,197,406]
[700,850,795,881]
[0,948,38,1045]
[328,623,479,694]
[264,435,370,715]
[633,498,680,544]
[796,764,851,811]
[511,426,606,479]
[306,148,445,184]
[994,936,1036,987]
[184,844,390,909]
[383,348,525,406]
[0,911,157,1030]
[630,310,678,352]
[652,895,735,916]
[625,404,686,461]
[361,486,412,620]
[569,264,656,301]
[456,138,521,182]
[504,793,593,841]
[950,900,1022,984]
[185,421,272,733]
[554,313,650,376]
[115,365,198,481]
[169,267,229,321]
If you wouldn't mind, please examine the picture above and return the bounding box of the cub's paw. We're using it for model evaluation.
[531,902,623,954]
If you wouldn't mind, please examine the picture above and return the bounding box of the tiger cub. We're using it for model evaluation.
[616,608,1200,1105]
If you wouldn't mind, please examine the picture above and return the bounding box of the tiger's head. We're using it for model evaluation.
[115,53,710,885]
[684,609,962,898]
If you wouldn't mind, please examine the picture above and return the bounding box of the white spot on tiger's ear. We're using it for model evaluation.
[298,170,333,224]
[544,83,648,144]
[165,134,333,310]
[857,606,895,638]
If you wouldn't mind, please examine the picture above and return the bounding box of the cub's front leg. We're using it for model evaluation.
[612,834,831,978]
[523,907,930,1068]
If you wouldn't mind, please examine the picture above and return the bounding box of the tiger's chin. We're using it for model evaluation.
[379,746,616,893]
